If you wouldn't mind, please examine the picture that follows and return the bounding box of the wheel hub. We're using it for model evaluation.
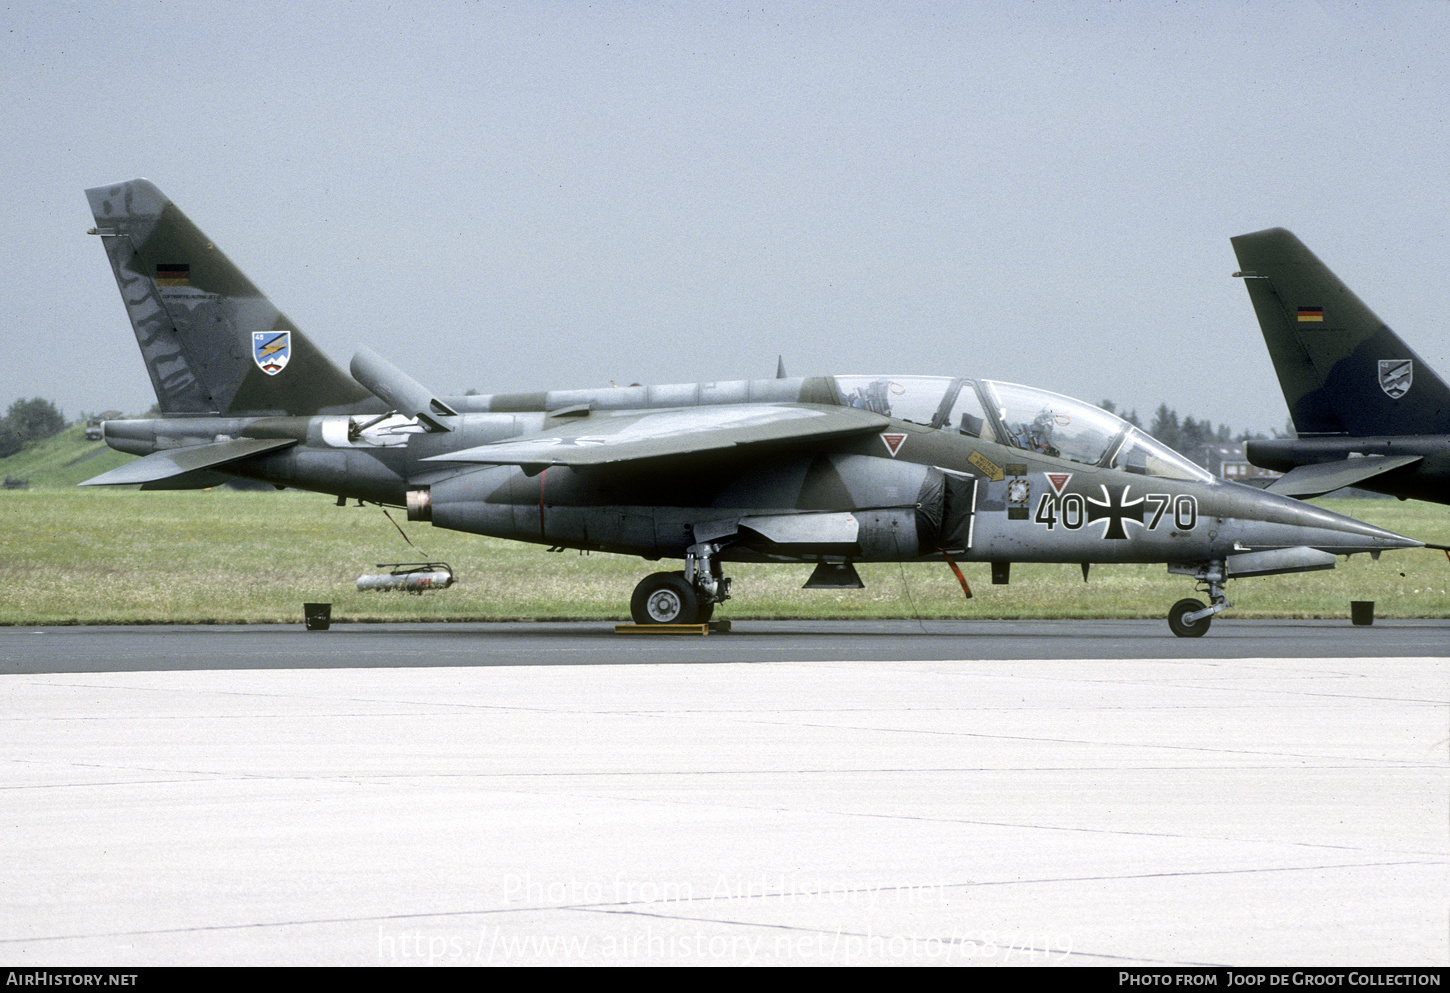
[646,590,683,622]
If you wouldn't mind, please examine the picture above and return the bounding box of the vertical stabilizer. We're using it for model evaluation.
[86,180,373,415]
[1230,228,1449,436]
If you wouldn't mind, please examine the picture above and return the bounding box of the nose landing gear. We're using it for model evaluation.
[1167,560,1233,637]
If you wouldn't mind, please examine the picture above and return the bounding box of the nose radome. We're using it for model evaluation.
[1230,497,1422,555]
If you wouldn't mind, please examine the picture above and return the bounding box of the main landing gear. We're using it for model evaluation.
[1167,560,1233,638]
[630,541,732,625]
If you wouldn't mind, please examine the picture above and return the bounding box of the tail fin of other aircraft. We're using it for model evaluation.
[1230,227,1450,436]
[86,179,374,416]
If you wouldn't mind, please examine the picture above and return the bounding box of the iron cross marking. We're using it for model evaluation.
[1086,484,1145,540]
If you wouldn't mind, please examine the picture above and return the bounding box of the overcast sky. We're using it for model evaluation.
[4,1,1447,436]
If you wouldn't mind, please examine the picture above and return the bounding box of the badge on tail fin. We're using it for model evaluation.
[1378,359,1412,399]
[253,331,291,376]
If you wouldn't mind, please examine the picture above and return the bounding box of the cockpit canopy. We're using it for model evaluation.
[832,375,1212,482]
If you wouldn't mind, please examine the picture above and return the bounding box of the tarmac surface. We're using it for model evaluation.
[2,617,1448,672]
[1,619,1446,966]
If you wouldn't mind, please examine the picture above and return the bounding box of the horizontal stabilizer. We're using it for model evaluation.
[1264,455,1422,498]
[140,469,238,490]
[80,437,297,486]
[424,403,889,467]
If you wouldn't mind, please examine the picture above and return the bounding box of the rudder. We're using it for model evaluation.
[86,179,373,416]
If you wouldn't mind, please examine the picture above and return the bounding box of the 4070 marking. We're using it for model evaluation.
[1033,488,1198,539]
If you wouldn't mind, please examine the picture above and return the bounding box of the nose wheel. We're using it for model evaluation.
[1168,598,1210,638]
[1167,560,1232,637]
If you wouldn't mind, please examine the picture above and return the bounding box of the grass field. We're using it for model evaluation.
[0,425,136,489]
[1,481,1447,625]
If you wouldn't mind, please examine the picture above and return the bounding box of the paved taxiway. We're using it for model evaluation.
[1,620,1445,966]
[3,618,1449,673]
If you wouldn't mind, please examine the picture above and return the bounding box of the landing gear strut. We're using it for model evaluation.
[629,542,731,625]
[1167,560,1233,638]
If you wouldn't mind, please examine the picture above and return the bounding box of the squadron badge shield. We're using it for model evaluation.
[253,331,290,376]
[1378,359,1412,399]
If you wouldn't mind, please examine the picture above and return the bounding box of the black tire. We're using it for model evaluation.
[630,572,701,625]
[1168,598,1210,638]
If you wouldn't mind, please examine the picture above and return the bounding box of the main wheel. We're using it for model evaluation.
[631,572,702,624]
[1168,598,1210,638]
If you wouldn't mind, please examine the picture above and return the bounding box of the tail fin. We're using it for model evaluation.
[86,179,373,416]
[1230,228,1450,436]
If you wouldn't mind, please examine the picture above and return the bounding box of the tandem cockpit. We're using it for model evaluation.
[834,376,1213,482]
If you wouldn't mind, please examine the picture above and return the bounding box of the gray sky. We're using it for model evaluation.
[5,1,1447,436]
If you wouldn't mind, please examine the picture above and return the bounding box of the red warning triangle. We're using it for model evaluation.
[1046,472,1072,495]
[880,433,907,457]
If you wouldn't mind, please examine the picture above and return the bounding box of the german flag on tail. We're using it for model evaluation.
[156,263,189,287]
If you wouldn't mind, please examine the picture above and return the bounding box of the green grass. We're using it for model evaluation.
[0,486,1446,625]
[0,425,136,489]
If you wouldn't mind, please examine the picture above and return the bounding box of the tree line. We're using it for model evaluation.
[0,398,66,459]
[1099,400,1280,455]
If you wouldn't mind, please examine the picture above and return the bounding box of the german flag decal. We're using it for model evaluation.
[1297,306,1323,322]
[156,263,190,287]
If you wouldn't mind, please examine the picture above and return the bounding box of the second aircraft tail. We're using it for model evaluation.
[1230,227,1449,436]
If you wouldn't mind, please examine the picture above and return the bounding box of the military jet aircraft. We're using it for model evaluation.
[81,180,1419,636]
[1232,228,1450,504]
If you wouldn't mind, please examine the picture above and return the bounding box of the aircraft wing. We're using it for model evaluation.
[424,403,890,467]
[80,437,298,486]
[1263,455,1423,499]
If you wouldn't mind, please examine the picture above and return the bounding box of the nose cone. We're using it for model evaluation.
[1224,485,1422,555]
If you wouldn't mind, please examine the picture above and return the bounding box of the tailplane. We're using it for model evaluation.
[1230,228,1450,436]
[86,179,373,416]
